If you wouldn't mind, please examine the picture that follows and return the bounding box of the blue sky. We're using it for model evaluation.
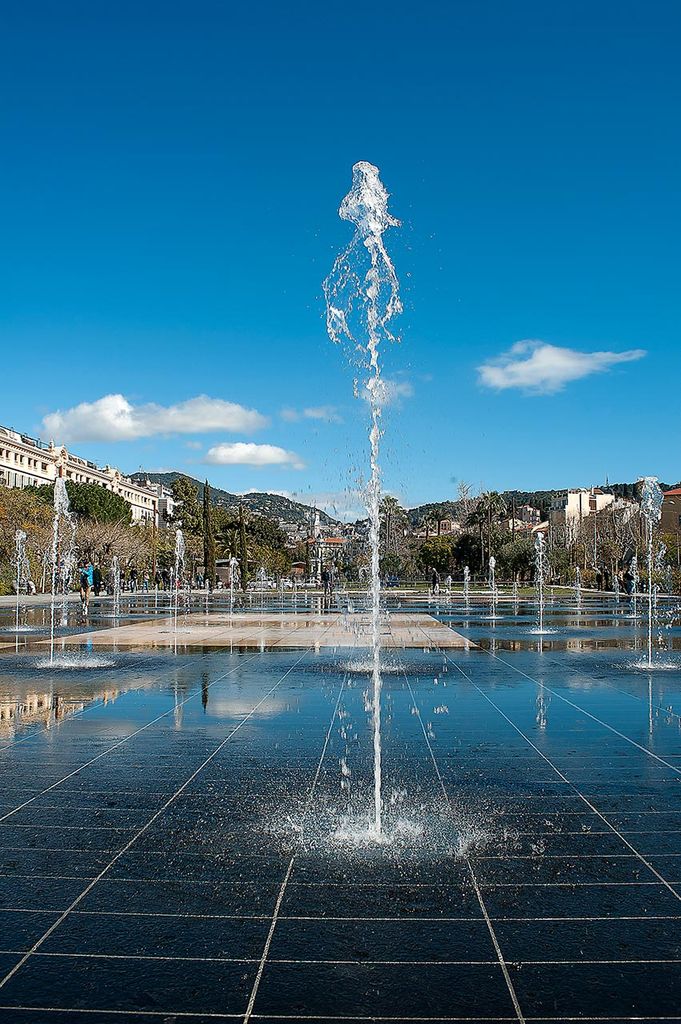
[2,1,679,518]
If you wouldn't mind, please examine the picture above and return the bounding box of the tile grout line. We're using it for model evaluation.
[430,638,681,906]
[0,621,305,824]
[0,645,315,993]
[400,664,526,1024]
[243,663,348,1024]
[485,649,681,780]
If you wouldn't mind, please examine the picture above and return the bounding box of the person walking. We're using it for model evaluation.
[93,564,102,597]
[79,561,94,615]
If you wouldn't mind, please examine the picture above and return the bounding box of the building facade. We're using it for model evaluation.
[0,424,158,523]
[662,488,681,537]
[549,488,615,532]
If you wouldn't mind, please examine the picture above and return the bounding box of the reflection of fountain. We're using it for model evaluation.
[173,529,185,634]
[640,476,663,669]
[50,479,76,664]
[534,532,548,635]
[324,161,401,836]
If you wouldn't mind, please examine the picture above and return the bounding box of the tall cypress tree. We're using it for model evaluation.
[203,480,216,590]
[239,501,249,591]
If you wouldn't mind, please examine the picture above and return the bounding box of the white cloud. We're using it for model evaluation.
[204,442,305,470]
[184,440,202,450]
[42,394,268,443]
[478,340,646,395]
[280,405,343,424]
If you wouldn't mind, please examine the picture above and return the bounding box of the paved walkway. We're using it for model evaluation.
[44,611,473,649]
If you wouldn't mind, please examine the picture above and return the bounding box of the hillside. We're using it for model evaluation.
[131,472,340,529]
[407,480,674,525]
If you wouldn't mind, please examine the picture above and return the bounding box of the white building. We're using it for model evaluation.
[0,424,158,524]
[549,488,615,535]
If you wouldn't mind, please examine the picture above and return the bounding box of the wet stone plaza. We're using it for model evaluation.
[1,590,681,1022]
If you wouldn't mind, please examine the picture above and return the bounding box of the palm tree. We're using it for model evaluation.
[466,491,507,569]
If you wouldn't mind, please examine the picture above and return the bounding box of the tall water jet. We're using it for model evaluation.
[49,479,76,663]
[534,531,548,634]
[324,161,402,836]
[173,529,185,634]
[463,565,470,606]
[640,476,663,669]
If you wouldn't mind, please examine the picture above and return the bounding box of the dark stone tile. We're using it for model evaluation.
[0,912,59,952]
[42,910,269,959]
[0,878,85,912]
[269,917,496,963]
[496,917,681,961]
[79,878,280,917]
[0,954,256,1015]
[282,882,483,919]
[253,961,517,1017]
[472,853,649,885]
[511,962,681,1016]
[481,881,681,919]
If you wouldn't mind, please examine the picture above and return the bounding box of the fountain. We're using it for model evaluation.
[229,555,239,609]
[574,566,582,607]
[49,478,76,663]
[173,528,185,633]
[111,555,121,618]
[463,565,470,606]
[640,476,663,669]
[14,529,29,637]
[631,554,640,616]
[324,161,402,836]
[488,556,497,618]
[534,531,548,634]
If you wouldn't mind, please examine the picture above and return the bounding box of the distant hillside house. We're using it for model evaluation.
[662,488,681,537]
[0,424,159,524]
[549,488,615,531]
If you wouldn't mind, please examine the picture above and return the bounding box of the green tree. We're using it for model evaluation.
[171,477,202,535]
[466,491,507,569]
[30,482,132,524]
[239,502,249,590]
[497,538,535,581]
[203,480,216,589]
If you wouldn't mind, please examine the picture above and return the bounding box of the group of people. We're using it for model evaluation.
[76,562,177,615]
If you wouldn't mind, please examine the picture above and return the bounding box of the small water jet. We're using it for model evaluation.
[534,531,548,635]
[488,556,498,619]
[324,161,402,836]
[14,529,29,641]
[640,476,663,669]
[111,555,121,618]
[574,566,582,608]
[49,479,76,664]
[173,529,185,634]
